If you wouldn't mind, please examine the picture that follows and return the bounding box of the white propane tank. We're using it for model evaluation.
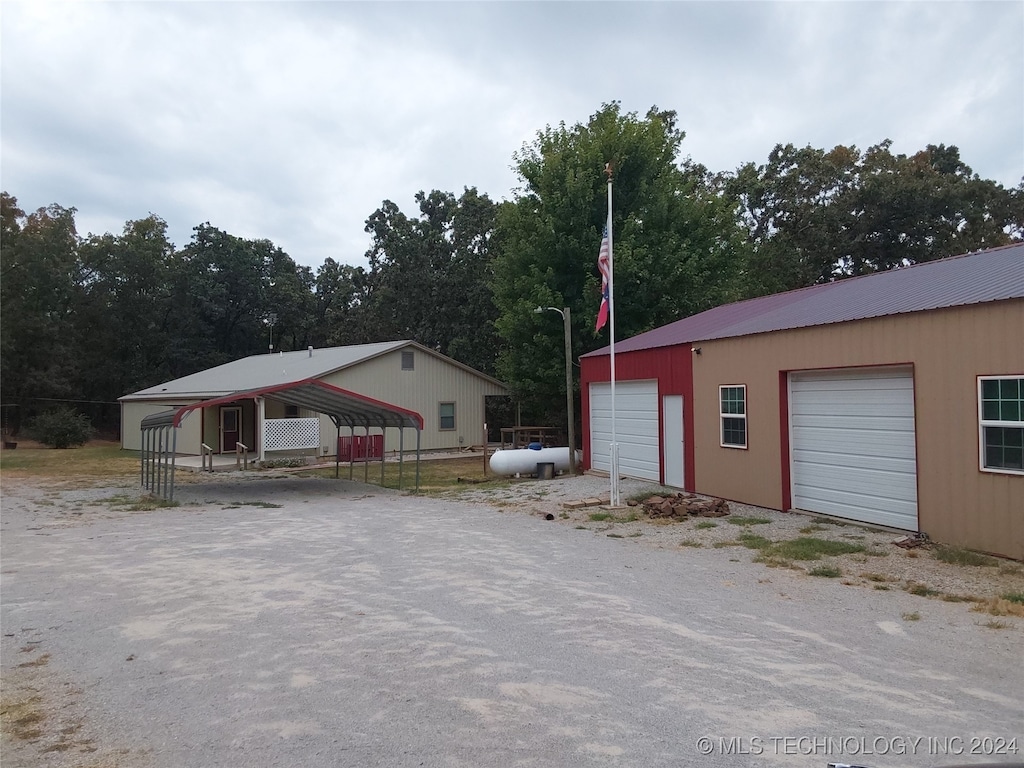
[488,447,579,476]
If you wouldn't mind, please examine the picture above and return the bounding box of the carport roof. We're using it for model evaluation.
[140,378,424,430]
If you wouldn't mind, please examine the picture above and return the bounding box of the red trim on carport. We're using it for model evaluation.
[168,378,425,429]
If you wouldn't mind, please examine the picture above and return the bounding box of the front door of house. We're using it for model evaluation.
[220,406,242,453]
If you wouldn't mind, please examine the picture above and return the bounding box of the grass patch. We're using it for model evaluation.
[728,515,772,526]
[238,501,283,509]
[860,572,896,583]
[606,533,624,539]
[873,584,890,590]
[981,619,1012,630]
[906,582,940,597]
[998,563,1023,576]
[812,516,847,527]
[737,532,772,550]
[753,554,795,569]
[932,545,998,567]
[941,594,973,603]
[626,532,643,538]
[694,520,718,530]
[588,511,639,523]
[98,494,179,512]
[0,442,139,480]
[799,524,827,534]
[767,537,865,561]
[1002,591,1024,604]
[301,455,509,493]
[971,597,1024,618]
[679,539,703,548]
[902,611,921,621]
[808,564,842,578]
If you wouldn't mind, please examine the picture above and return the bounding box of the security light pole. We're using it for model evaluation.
[535,306,576,475]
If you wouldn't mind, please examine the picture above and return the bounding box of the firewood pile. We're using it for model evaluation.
[635,493,730,519]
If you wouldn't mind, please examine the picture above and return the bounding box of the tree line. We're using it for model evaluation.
[2,103,1020,438]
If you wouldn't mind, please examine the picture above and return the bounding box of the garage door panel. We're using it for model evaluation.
[791,430,918,460]
[791,459,917,494]
[790,369,918,531]
[791,448,917,475]
[792,485,918,529]
[589,380,660,482]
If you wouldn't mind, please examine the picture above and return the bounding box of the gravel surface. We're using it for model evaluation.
[442,472,1024,605]
[2,469,1022,768]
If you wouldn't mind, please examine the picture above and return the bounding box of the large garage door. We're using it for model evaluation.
[790,368,918,530]
[589,380,660,481]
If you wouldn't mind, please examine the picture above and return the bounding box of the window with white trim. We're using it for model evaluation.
[439,402,456,431]
[720,385,747,448]
[979,376,1024,474]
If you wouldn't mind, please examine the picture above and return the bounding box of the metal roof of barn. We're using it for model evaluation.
[140,378,423,430]
[583,243,1024,357]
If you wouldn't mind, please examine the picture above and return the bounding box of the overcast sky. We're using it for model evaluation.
[3,1,1022,271]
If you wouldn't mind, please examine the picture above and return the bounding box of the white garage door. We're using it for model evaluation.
[589,380,660,481]
[790,368,918,530]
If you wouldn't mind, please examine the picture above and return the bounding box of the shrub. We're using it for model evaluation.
[28,406,94,449]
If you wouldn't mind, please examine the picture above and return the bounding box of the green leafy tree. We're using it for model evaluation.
[0,195,85,431]
[491,103,748,423]
[359,188,501,374]
[728,141,1023,296]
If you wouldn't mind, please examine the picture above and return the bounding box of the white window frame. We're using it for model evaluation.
[978,375,1024,475]
[719,384,747,449]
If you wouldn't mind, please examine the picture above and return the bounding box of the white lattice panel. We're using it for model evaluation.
[265,418,320,450]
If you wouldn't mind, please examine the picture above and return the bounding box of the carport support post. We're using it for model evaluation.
[363,424,369,485]
[349,425,354,481]
[335,421,341,480]
[415,428,421,492]
[169,425,177,502]
[257,397,266,463]
[380,428,386,487]
[398,427,405,490]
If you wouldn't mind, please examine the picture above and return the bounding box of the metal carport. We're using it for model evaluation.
[140,378,424,500]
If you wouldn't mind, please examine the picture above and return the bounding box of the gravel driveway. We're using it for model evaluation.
[2,472,1022,768]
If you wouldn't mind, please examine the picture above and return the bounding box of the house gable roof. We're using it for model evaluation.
[122,340,505,401]
[583,243,1024,357]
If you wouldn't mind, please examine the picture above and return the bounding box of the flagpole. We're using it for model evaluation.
[605,162,619,507]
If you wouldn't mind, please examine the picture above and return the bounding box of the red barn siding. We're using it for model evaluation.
[580,343,695,489]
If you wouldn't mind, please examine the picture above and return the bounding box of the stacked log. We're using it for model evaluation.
[639,493,730,519]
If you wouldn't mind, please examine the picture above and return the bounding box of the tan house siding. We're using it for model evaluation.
[121,400,203,452]
[318,348,506,453]
[692,299,1024,560]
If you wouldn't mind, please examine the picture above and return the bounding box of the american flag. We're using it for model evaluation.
[595,226,610,331]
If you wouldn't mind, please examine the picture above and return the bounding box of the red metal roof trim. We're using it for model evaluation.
[169,378,424,429]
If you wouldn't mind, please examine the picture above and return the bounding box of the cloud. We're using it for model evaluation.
[2,1,1021,270]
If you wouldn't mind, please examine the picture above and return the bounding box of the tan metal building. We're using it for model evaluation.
[582,244,1024,560]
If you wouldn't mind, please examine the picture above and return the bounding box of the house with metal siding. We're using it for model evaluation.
[120,341,507,457]
[580,243,1024,560]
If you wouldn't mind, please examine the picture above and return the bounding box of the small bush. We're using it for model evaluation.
[809,564,842,578]
[694,521,718,530]
[28,406,94,449]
